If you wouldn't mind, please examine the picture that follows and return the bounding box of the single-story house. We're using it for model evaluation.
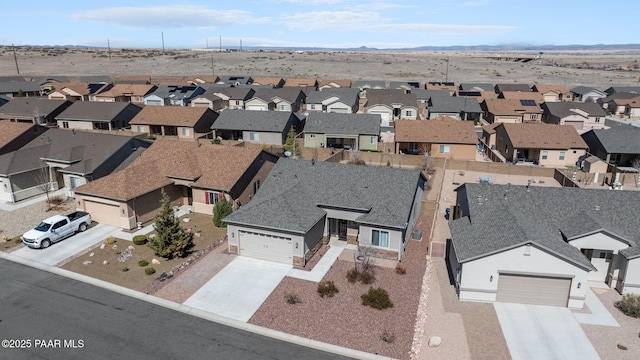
[603,86,640,96]
[457,83,494,97]
[212,110,302,145]
[318,79,351,90]
[570,86,607,103]
[189,88,224,110]
[0,122,48,155]
[481,98,542,124]
[365,89,418,123]
[494,83,531,93]
[225,159,426,265]
[0,98,72,125]
[94,83,157,103]
[597,93,638,111]
[284,78,318,90]
[244,88,306,112]
[498,91,545,105]
[605,96,640,116]
[425,82,456,94]
[532,84,573,102]
[389,81,420,92]
[448,183,640,308]
[201,87,255,110]
[73,138,278,229]
[251,77,285,88]
[581,121,640,167]
[0,128,149,202]
[492,123,588,167]
[55,101,142,130]
[541,102,607,131]
[143,85,205,106]
[305,88,360,113]
[0,80,42,98]
[216,75,253,86]
[48,82,110,102]
[395,117,477,159]
[303,113,380,151]
[411,89,451,104]
[130,106,218,139]
[427,96,483,122]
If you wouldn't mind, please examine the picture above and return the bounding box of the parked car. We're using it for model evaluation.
[22,211,92,249]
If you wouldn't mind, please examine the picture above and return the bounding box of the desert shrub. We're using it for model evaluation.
[14,237,22,244]
[346,268,360,283]
[359,270,376,284]
[105,237,116,245]
[396,263,406,275]
[284,292,301,305]
[617,293,640,318]
[132,235,147,245]
[145,267,156,275]
[380,329,396,343]
[317,280,339,298]
[121,267,129,272]
[138,260,149,267]
[213,198,233,227]
[211,138,222,145]
[361,287,393,310]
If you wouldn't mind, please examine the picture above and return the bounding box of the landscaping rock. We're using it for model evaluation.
[82,261,92,266]
[100,244,106,249]
[127,245,135,250]
[428,336,442,348]
[149,234,156,239]
[103,260,109,265]
[112,244,118,250]
[89,252,95,257]
[152,258,160,265]
[183,218,190,223]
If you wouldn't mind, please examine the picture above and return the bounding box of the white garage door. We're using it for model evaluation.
[146,100,163,106]
[497,273,571,307]
[84,201,120,227]
[239,230,292,264]
[329,107,350,113]
[247,105,267,111]
[370,111,390,121]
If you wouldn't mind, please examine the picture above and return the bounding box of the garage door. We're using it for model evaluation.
[246,105,267,111]
[146,100,163,106]
[329,107,349,113]
[564,121,584,131]
[238,230,292,264]
[84,201,120,227]
[370,111,390,122]
[496,273,571,307]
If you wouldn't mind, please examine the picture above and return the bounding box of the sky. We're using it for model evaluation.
[1,1,637,49]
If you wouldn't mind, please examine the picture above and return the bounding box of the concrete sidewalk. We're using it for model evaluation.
[0,188,67,211]
[574,287,620,326]
[287,244,345,282]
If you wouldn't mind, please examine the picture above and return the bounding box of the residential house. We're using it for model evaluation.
[55,102,142,130]
[0,80,42,98]
[541,102,607,131]
[603,86,640,96]
[532,84,572,102]
[448,183,640,308]
[390,81,420,92]
[189,88,224,110]
[284,78,318,90]
[570,86,607,103]
[0,122,48,155]
[224,159,426,265]
[94,84,157,103]
[598,93,639,111]
[216,75,253,86]
[425,82,456,94]
[498,91,545,105]
[129,106,218,139]
[354,80,386,97]
[481,98,542,124]
[365,89,418,123]
[492,123,587,166]
[244,88,306,112]
[318,79,351,90]
[112,75,151,84]
[48,83,110,102]
[0,129,149,202]
[0,98,72,125]
[305,88,359,113]
[73,138,278,229]
[411,89,451,104]
[303,113,380,151]
[143,85,205,106]
[203,87,255,110]
[494,83,531,93]
[457,83,494,97]
[395,117,477,159]
[581,121,640,167]
[212,110,301,145]
[427,96,483,122]
[606,96,640,117]
[186,75,219,86]
[251,77,285,88]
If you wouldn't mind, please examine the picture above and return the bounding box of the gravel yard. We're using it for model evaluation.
[0,197,75,241]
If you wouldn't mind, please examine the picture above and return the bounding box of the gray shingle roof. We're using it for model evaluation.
[354,80,386,89]
[0,81,42,93]
[428,96,482,113]
[0,98,70,118]
[304,113,380,135]
[250,88,304,104]
[147,85,200,100]
[306,88,359,106]
[449,183,640,267]
[542,101,606,118]
[225,159,424,233]
[570,86,605,96]
[212,110,295,132]
[583,121,640,154]
[459,83,494,91]
[366,89,417,107]
[411,89,450,101]
[56,102,141,122]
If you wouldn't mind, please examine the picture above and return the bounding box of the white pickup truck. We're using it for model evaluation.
[22,211,92,249]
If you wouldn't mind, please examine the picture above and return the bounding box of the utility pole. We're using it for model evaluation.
[161,31,165,54]
[206,38,208,49]
[240,39,242,52]
[219,35,222,52]
[211,52,215,76]
[12,44,19,74]
[107,38,111,60]
[445,57,450,82]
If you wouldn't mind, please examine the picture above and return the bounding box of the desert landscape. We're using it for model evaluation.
[1,46,640,87]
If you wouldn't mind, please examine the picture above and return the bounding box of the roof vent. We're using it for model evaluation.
[594,205,600,211]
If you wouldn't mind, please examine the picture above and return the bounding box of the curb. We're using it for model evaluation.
[0,251,393,360]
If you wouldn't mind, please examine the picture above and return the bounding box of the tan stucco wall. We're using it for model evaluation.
[430,143,476,160]
[538,149,586,168]
[57,120,95,130]
[359,135,378,151]
[192,188,233,215]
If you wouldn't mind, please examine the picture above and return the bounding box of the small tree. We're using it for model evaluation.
[213,198,233,227]
[148,189,194,259]
[33,163,53,211]
[283,127,297,155]
[419,145,433,173]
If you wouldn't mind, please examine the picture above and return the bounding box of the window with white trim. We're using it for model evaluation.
[136,125,144,132]
[595,117,601,123]
[439,144,450,154]
[559,151,566,161]
[405,110,413,117]
[541,150,548,160]
[69,176,81,189]
[181,128,190,136]
[370,136,376,144]
[205,191,221,205]
[372,229,389,248]
[310,104,316,110]
[249,132,259,141]
[280,104,287,111]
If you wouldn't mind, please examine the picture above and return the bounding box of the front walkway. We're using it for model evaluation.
[574,287,620,327]
[0,188,67,211]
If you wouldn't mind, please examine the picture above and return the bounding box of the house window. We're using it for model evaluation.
[280,104,287,111]
[371,229,389,248]
[531,114,538,120]
[541,150,548,160]
[370,136,377,144]
[559,151,566,161]
[69,176,81,189]
[309,134,316,138]
[595,117,601,123]
[249,133,259,141]
[524,244,531,256]
[253,180,260,195]
[205,191,222,205]
[310,104,316,110]
[62,121,69,129]
[136,125,144,132]
[406,110,413,117]
[408,142,419,153]
[181,128,190,136]
[439,144,450,154]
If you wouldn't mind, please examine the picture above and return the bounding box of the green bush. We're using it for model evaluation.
[361,287,393,310]
[145,267,156,275]
[138,260,149,267]
[317,280,339,298]
[617,293,640,318]
[211,138,222,145]
[213,198,233,228]
[132,235,147,245]
[284,292,301,305]
[121,267,129,272]
[346,268,360,283]
[359,270,376,284]
[105,237,116,245]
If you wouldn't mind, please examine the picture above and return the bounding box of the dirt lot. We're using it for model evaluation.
[2,46,640,87]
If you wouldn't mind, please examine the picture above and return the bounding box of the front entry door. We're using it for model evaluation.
[338,219,348,240]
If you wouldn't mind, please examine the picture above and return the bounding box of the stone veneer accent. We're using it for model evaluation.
[293,256,304,267]
[365,246,398,261]
[229,245,238,255]
[347,235,358,245]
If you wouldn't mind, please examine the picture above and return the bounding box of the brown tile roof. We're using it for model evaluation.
[252,77,284,86]
[129,106,213,127]
[319,79,351,88]
[113,75,151,83]
[395,117,477,145]
[483,98,541,116]
[75,138,265,201]
[611,95,640,107]
[425,83,457,91]
[499,91,545,104]
[500,123,588,150]
[97,84,156,97]
[532,84,570,95]
[478,91,498,102]
[190,75,219,84]
[482,122,501,135]
[284,78,318,87]
[0,122,34,150]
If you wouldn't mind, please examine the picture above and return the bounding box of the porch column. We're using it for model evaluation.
[108,123,113,131]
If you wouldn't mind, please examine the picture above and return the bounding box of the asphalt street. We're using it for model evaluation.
[0,258,351,360]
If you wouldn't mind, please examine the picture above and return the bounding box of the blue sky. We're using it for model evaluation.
[1,1,637,49]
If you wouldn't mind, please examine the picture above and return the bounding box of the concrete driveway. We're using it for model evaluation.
[11,223,120,266]
[494,303,600,360]
[184,256,292,322]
